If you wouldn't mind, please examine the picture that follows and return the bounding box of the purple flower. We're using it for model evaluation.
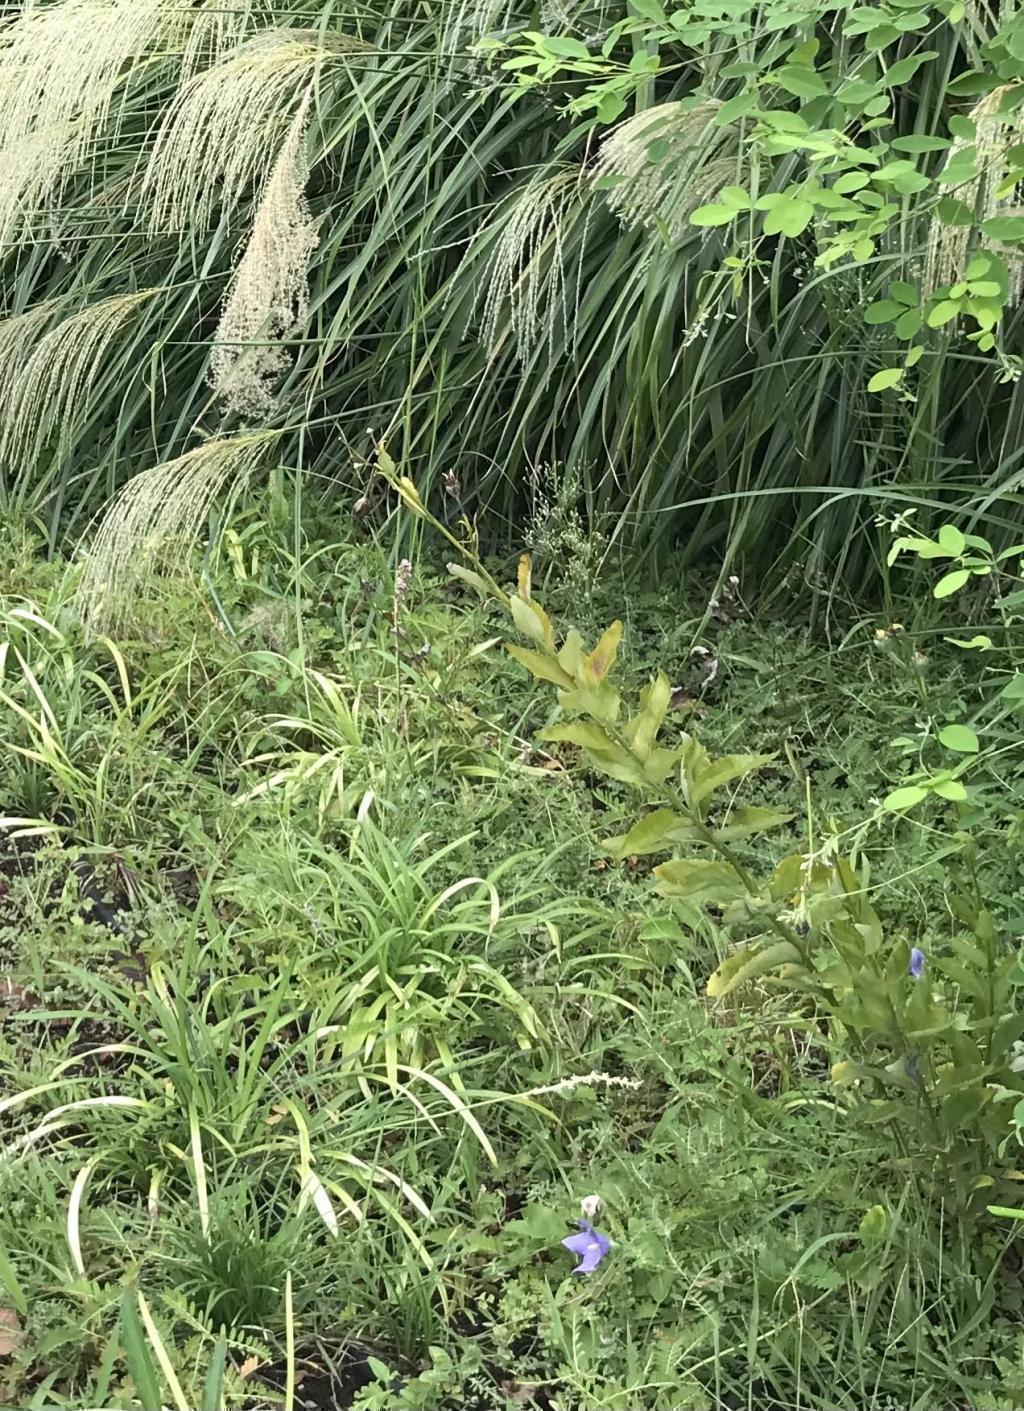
[561,1219,611,1275]
[906,1052,920,1084]
[909,947,926,979]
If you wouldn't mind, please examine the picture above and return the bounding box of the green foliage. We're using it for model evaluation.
[11,0,1024,602]
[384,475,1024,1220]
[7,473,1024,1411]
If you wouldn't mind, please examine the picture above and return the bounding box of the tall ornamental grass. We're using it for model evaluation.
[0,0,1023,606]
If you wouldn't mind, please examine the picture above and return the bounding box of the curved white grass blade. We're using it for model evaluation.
[396,1065,497,1166]
[0,1097,147,1162]
[137,1292,191,1411]
[188,1102,209,1241]
[421,875,500,932]
[329,1151,430,1218]
[301,1170,338,1237]
[0,1082,65,1118]
[320,1178,365,1225]
[67,1157,99,1278]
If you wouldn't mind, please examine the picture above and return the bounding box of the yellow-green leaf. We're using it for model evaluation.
[396,475,425,517]
[557,629,586,680]
[447,563,492,599]
[707,940,803,998]
[603,808,692,859]
[938,723,979,753]
[653,858,749,906]
[541,721,618,752]
[883,784,928,811]
[690,753,774,805]
[867,367,903,392]
[505,644,574,688]
[557,682,621,724]
[712,806,794,840]
[510,594,555,649]
[627,672,671,759]
[584,621,623,684]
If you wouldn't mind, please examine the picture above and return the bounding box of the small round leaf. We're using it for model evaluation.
[938,723,979,753]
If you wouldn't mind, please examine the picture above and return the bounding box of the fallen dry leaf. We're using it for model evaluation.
[0,979,33,1011]
[238,1354,261,1380]
[0,1308,23,1357]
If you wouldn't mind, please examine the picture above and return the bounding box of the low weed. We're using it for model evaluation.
[1,488,1023,1409]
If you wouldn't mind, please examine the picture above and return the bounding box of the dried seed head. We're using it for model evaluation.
[77,434,274,634]
[0,289,158,482]
[144,28,369,233]
[0,0,183,245]
[594,101,738,241]
[479,167,588,364]
[209,88,319,418]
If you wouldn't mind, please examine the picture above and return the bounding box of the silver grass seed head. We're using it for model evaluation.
[594,100,737,241]
[479,166,588,364]
[209,88,319,418]
[143,28,370,234]
[77,434,274,635]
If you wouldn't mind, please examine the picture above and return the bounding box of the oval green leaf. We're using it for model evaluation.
[883,784,929,811]
[938,723,979,753]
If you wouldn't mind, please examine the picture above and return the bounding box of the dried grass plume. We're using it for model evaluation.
[210,89,319,417]
[594,100,736,241]
[77,434,274,634]
[479,167,588,364]
[144,28,371,232]
[0,289,158,483]
[0,0,183,245]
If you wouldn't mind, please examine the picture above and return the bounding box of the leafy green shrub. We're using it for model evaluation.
[395,469,1024,1210]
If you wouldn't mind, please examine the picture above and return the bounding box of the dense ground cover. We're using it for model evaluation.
[10,1,1024,1406]
[1,491,1024,1410]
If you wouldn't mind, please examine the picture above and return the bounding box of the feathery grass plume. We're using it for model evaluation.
[925,86,1024,297]
[0,289,159,487]
[479,167,588,363]
[77,434,274,634]
[181,0,261,79]
[0,301,59,412]
[594,100,737,240]
[210,89,319,418]
[144,29,371,233]
[0,0,182,244]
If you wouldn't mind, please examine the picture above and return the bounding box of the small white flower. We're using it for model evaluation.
[580,1193,602,1220]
